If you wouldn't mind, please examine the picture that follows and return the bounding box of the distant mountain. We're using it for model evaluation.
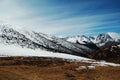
[107,32,120,42]
[92,34,114,46]
[65,35,92,44]
[64,32,120,48]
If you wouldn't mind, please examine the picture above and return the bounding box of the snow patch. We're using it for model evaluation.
[66,35,91,44]
[0,43,120,67]
[0,43,92,61]
[76,66,95,70]
[107,32,120,41]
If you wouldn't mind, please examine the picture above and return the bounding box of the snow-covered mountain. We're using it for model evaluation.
[0,25,120,66]
[92,34,114,46]
[0,25,93,57]
[0,24,119,56]
[65,35,92,44]
[65,32,120,47]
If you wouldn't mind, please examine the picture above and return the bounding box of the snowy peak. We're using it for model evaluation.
[95,34,113,43]
[107,32,120,42]
[65,33,120,47]
[65,35,92,44]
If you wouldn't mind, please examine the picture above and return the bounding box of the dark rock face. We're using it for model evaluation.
[88,45,120,64]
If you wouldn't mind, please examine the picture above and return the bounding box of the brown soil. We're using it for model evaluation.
[0,57,120,80]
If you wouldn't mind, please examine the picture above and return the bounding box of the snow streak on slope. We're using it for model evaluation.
[0,43,92,61]
[0,43,119,67]
[0,25,92,56]
[23,31,91,54]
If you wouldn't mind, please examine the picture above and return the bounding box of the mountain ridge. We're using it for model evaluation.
[0,24,120,64]
[0,25,93,57]
[64,32,120,47]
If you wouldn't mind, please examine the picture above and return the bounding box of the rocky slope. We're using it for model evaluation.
[0,25,93,56]
[88,44,120,64]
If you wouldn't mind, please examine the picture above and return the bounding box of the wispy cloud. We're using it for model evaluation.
[0,0,120,36]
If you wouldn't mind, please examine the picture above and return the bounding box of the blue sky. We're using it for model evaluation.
[0,0,120,37]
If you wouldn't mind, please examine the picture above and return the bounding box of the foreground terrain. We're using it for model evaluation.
[0,57,120,80]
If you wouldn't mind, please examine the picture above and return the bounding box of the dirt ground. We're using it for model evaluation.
[0,57,120,80]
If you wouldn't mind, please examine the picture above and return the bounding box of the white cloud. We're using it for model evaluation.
[0,0,120,36]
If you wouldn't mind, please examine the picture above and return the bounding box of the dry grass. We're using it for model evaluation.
[0,57,120,80]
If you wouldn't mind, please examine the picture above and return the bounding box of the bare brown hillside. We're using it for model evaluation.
[0,57,120,80]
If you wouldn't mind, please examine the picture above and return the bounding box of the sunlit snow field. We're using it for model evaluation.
[0,43,120,67]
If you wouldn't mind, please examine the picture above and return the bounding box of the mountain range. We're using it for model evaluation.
[64,32,120,47]
[0,25,120,61]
